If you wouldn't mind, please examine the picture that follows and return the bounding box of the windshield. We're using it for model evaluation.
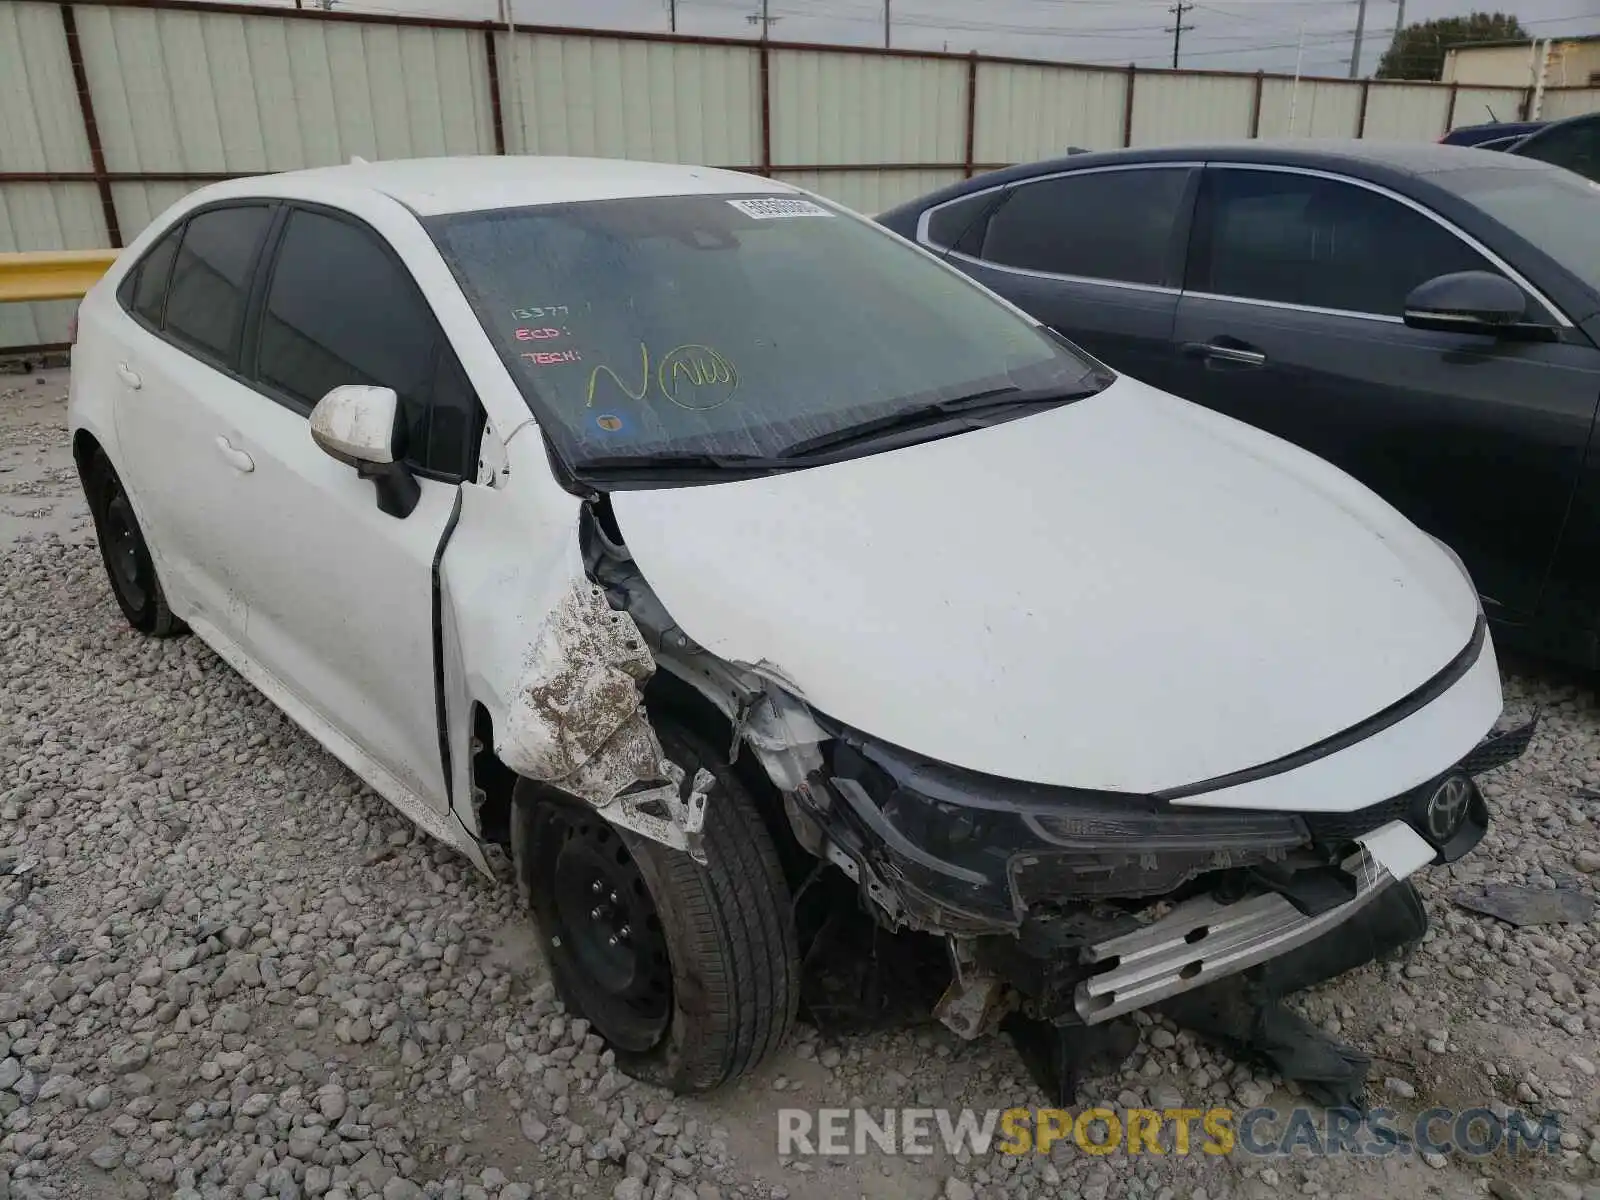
[426,193,1105,474]
[1446,163,1600,298]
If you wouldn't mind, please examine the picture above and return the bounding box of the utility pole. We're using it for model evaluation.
[1348,0,1369,77]
[668,0,676,33]
[746,0,781,40]
[884,0,891,49]
[1530,37,1550,118]
[1288,24,1306,134]
[1166,2,1194,69]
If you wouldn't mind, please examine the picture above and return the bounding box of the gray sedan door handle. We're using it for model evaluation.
[1182,341,1267,367]
[215,436,255,474]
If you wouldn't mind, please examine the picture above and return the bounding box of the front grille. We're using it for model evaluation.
[1458,716,1538,777]
[1301,719,1532,847]
[1303,793,1412,845]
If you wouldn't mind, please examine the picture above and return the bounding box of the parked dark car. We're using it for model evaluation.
[878,142,1600,666]
[1439,119,1546,149]
[1510,111,1600,182]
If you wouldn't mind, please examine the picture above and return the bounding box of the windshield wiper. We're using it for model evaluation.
[779,380,1102,460]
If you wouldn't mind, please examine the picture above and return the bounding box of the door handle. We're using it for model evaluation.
[116,363,142,389]
[1182,342,1267,367]
[215,436,255,474]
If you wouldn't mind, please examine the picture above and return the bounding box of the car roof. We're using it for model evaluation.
[190,156,792,217]
[884,138,1561,213]
[1523,109,1600,134]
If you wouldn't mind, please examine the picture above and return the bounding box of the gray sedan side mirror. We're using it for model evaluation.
[1403,271,1527,335]
[310,385,420,519]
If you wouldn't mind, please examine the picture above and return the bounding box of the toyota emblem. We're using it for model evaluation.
[1425,775,1473,842]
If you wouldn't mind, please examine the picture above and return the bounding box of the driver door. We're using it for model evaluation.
[217,204,483,807]
[1168,164,1600,620]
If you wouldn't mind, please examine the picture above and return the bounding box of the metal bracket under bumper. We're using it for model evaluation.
[1074,821,1435,1024]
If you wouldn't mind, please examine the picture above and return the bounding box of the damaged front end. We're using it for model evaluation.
[564,497,1532,1066]
[492,559,717,864]
[806,716,1532,1037]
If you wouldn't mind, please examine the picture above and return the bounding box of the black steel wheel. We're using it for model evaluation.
[541,807,673,1052]
[83,452,185,637]
[513,720,799,1092]
[103,486,147,611]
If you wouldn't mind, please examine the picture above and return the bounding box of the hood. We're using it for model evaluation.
[610,376,1482,794]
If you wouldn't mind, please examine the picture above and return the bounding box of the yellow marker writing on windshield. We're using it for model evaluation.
[585,342,651,408]
[659,345,739,411]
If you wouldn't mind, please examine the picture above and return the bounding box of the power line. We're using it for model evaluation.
[1191,3,1345,35]
[666,0,1600,71]
[1074,30,1360,64]
[763,6,1179,39]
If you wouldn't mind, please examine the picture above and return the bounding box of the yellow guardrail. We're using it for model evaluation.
[0,250,118,303]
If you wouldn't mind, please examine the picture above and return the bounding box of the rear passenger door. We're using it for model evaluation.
[1170,165,1600,619]
[924,164,1197,388]
[221,204,484,809]
[112,202,277,638]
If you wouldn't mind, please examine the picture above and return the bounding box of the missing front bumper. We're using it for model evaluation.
[1073,820,1436,1023]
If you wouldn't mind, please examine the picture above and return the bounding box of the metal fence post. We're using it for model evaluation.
[759,42,773,177]
[963,53,978,177]
[1122,63,1137,147]
[59,2,121,248]
[484,28,506,156]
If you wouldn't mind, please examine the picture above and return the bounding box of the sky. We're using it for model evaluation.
[250,0,1599,78]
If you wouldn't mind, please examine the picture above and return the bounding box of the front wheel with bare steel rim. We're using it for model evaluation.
[511,722,799,1092]
[83,452,185,638]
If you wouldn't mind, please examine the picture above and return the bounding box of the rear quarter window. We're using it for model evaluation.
[118,225,183,327]
[924,191,1000,257]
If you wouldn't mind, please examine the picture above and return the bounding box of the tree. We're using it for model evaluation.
[1375,12,1528,81]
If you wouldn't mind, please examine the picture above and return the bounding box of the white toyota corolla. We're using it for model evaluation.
[69,156,1529,1094]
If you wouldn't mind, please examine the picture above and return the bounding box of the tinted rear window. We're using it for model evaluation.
[163,206,273,366]
[979,168,1191,286]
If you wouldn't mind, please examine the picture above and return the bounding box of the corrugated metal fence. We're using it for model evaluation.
[4,0,1599,350]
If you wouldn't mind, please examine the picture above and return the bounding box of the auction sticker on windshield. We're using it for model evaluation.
[727,197,835,220]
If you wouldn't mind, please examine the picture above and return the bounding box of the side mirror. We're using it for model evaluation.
[1403,271,1526,335]
[310,384,420,519]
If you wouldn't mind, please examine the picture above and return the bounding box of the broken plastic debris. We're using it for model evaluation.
[1452,883,1595,927]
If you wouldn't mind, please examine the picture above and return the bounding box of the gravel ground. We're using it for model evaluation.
[1,369,1598,1200]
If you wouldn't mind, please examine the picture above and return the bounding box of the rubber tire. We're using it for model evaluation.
[83,452,186,638]
[512,721,800,1093]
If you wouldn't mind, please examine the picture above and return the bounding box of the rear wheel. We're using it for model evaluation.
[512,721,799,1092]
[83,453,184,637]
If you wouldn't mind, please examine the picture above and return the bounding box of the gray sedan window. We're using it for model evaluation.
[1193,170,1490,317]
[977,168,1190,287]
